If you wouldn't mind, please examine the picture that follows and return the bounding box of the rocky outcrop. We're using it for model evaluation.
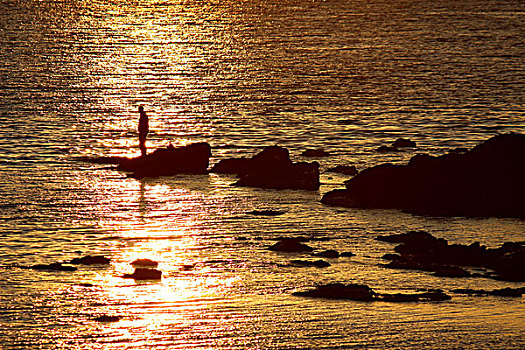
[322,134,525,219]
[289,259,331,268]
[70,255,111,265]
[377,231,525,282]
[212,146,320,191]
[122,268,162,280]
[293,283,450,302]
[131,258,158,267]
[82,143,212,179]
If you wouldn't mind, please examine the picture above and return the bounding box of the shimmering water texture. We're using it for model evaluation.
[1,0,524,349]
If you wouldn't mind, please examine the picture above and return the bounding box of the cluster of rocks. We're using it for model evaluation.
[20,255,163,281]
[293,283,451,302]
[323,133,525,219]
[211,146,320,191]
[376,230,525,282]
[268,238,354,268]
[376,137,417,153]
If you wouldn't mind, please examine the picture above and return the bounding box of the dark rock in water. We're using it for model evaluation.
[77,283,95,287]
[269,238,314,253]
[70,255,111,265]
[452,287,525,297]
[314,250,340,258]
[122,268,162,280]
[246,210,286,216]
[378,290,451,302]
[376,230,525,282]
[392,138,417,148]
[301,148,331,157]
[326,165,358,176]
[212,146,320,191]
[293,283,451,302]
[290,259,331,268]
[94,315,122,322]
[293,283,375,301]
[340,251,355,257]
[131,258,158,267]
[322,134,525,219]
[28,262,77,272]
[83,143,211,179]
[376,145,400,153]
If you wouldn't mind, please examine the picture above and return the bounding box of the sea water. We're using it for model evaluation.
[1,0,524,348]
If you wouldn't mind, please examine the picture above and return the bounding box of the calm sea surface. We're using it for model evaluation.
[1,0,524,348]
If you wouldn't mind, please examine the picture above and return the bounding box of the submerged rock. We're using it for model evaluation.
[452,287,525,297]
[293,283,375,301]
[94,315,122,322]
[314,249,340,258]
[326,165,358,176]
[290,259,331,268]
[122,268,162,280]
[269,238,314,253]
[212,146,320,191]
[70,255,111,265]
[301,148,331,157]
[246,210,286,216]
[27,262,77,272]
[322,134,525,219]
[83,143,211,179]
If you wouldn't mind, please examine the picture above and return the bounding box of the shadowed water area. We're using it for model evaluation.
[0,0,524,348]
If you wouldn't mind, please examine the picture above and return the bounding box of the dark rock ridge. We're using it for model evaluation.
[246,210,286,216]
[26,262,78,272]
[322,134,525,219]
[212,146,320,191]
[377,230,525,282]
[289,259,331,268]
[452,287,525,297]
[82,143,211,179]
[293,283,450,302]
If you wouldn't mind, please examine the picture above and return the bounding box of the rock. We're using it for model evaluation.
[377,231,525,282]
[322,134,525,219]
[269,238,314,253]
[314,249,340,258]
[301,148,331,157]
[326,165,358,176]
[28,263,77,272]
[122,268,162,280]
[293,283,376,301]
[290,259,331,268]
[293,283,451,302]
[376,145,400,153]
[378,290,451,302]
[392,138,417,148]
[94,315,122,322]
[131,259,158,267]
[340,251,355,257]
[70,255,111,265]
[246,210,286,216]
[212,146,320,191]
[83,143,212,179]
[452,287,525,297]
